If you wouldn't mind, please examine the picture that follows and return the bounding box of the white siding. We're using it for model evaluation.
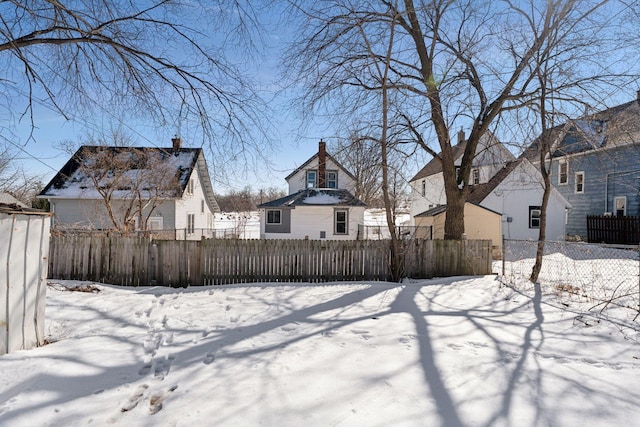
[409,173,446,221]
[288,158,356,194]
[480,161,568,241]
[175,169,216,238]
[262,206,365,240]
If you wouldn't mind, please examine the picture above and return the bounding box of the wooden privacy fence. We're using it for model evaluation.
[48,236,492,286]
[587,215,640,245]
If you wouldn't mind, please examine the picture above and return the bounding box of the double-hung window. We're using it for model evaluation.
[529,206,541,229]
[266,209,281,225]
[187,212,195,235]
[334,209,348,235]
[327,171,338,188]
[471,168,480,185]
[575,171,584,193]
[186,178,195,195]
[306,170,317,188]
[558,160,568,185]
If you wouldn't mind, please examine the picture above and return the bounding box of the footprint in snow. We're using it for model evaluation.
[121,384,149,412]
[203,352,216,365]
[149,385,178,415]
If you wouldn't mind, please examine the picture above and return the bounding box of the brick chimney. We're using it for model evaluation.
[171,136,182,150]
[318,140,326,188]
[457,129,465,145]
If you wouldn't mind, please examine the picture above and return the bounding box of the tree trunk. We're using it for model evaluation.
[531,158,552,283]
[444,187,466,240]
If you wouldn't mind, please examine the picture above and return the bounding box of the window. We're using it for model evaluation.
[327,171,338,189]
[334,209,348,235]
[186,178,195,195]
[471,168,480,185]
[529,206,541,229]
[421,179,426,197]
[306,170,317,188]
[187,213,195,235]
[201,199,205,213]
[148,217,163,230]
[575,172,584,193]
[614,196,627,217]
[266,209,281,224]
[558,160,568,185]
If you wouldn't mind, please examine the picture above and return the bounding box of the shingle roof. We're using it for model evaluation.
[38,145,220,212]
[258,188,367,208]
[522,99,640,160]
[467,159,522,204]
[409,141,467,182]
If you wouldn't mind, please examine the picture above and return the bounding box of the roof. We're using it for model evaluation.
[0,192,27,207]
[522,98,640,160]
[39,145,219,212]
[257,188,367,208]
[414,202,501,218]
[410,141,467,182]
[284,152,356,182]
[0,202,52,216]
[409,131,514,182]
[467,159,523,204]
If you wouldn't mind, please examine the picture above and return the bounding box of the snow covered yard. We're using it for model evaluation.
[0,277,639,427]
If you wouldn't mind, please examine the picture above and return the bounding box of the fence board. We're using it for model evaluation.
[48,236,492,286]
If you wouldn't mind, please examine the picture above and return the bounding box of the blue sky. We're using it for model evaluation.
[4,1,639,194]
[3,2,345,194]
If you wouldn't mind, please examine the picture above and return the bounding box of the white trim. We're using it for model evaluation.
[558,159,568,185]
[266,209,282,225]
[575,171,585,194]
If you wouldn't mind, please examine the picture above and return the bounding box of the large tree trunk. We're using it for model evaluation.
[443,188,466,240]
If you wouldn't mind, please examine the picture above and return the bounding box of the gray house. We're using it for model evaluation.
[523,95,640,239]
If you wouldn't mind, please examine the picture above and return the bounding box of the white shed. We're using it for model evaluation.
[0,203,52,355]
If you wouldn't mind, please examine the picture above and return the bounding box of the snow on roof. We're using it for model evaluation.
[302,192,342,204]
[40,146,200,199]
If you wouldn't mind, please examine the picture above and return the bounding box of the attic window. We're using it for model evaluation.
[327,171,338,189]
[471,168,480,185]
[306,170,317,188]
[186,178,194,195]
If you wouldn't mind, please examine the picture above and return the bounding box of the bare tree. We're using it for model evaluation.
[0,0,269,155]
[74,142,183,233]
[332,135,383,206]
[287,0,636,240]
[0,144,46,206]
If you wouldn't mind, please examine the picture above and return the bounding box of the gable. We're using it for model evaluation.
[39,146,202,200]
[410,131,514,183]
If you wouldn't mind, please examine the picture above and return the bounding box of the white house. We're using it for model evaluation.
[410,132,571,241]
[258,141,367,240]
[38,138,220,240]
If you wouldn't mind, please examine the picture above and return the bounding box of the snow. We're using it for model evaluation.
[302,193,342,204]
[1,276,638,426]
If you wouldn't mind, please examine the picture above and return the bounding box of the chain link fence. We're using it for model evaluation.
[498,239,639,321]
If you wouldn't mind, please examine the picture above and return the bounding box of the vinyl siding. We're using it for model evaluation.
[550,144,640,238]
